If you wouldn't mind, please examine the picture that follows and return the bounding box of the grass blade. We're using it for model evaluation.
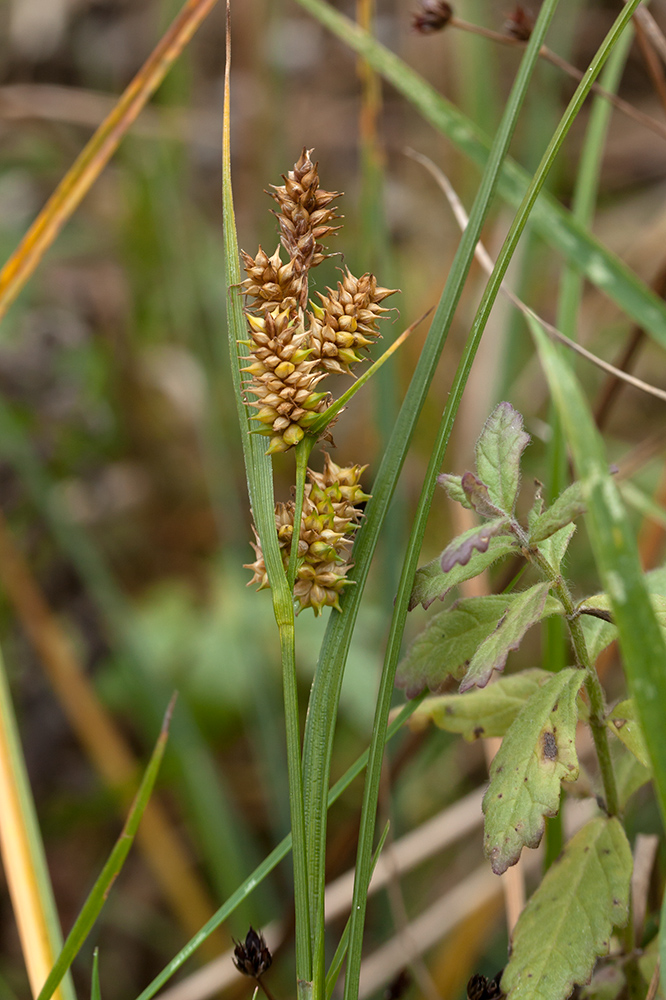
[0,0,218,323]
[221,3,311,984]
[36,697,177,1000]
[131,698,424,1000]
[294,0,666,351]
[0,645,74,1000]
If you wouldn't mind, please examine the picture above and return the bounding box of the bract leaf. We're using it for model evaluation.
[461,582,553,692]
[475,402,530,514]
[438,473,472,509]
[441,518,512,572]
[529,481,586,543]
[607,698,650,768]
[461,472,506,518]
[409,535,518,611]
[411,668,552,739]
[483,668,583,873]
[502,817,632,1000]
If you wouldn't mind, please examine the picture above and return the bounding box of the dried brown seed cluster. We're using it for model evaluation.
[240,149,397,454]
[232,927,273,979]
[412,0,453,33]
[245,456,370,615]
[504,5,533,41]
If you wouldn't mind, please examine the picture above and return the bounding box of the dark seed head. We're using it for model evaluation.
[504,5,534,41]
[412,0,454,33]
[232,927,273,978]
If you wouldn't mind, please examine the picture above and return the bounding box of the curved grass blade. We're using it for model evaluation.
[0,645,74,1000]
[341,7,644,1000]
[221,3,311,984]
[91,949,101,1000]
[0,0,218,324]
[36,696,177,1000]
[294,0,666,351]
[131,697,423,1000]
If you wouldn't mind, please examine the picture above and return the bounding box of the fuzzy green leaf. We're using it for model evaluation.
[483,669,583,874]
[438,473,472,509]
[475,402,530,514]
[461,582,554,692]
[529,481,586,543]
[502,817,632,1000]
[536,522,577,572]
[607,698,650,768]
[411,668,553,739]
[409,535,518,611]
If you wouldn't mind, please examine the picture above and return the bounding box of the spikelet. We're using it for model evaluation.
[242,308,330,454]
[270,148,339,307]
[309,269,398,375]
[244,459,369,615]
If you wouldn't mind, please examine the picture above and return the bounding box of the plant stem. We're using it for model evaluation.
[527,540,620,816]
[288,438,315,589]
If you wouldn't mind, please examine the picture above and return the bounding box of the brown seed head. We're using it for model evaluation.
[412,0,453,33]
[270,148,340,306]
[232,927,273,978]
[241,245,303,313]
[504,5,533,41]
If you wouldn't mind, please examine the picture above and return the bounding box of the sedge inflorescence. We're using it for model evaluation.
[242,149,396,615]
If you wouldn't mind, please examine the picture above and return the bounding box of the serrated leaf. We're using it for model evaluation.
[536,522,576,572]
[461,472,506,518]
[607,698,650,768]
[475,402,530,514]
[441,518,512,572]
[397,595,515,697]
[409,535,519,611]
[411,668,553,738]
[529,481,586,543]
[438,473,472,509]
[461,582,553,692]
[483,668,583,873]
[503,817,632,1000]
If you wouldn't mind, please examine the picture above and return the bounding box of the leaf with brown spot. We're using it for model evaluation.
[483,669,584,874]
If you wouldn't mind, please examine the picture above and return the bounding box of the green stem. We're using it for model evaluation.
[528,544,620,817]
[288,438,315,590]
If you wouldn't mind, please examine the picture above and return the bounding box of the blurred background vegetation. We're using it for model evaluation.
[1,0,666,998]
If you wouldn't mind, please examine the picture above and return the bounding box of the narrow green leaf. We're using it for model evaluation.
[502,817,632,1000]
[37,698,175,1000]
[441,518,512,572]
[294,0,666,350]
[529,481,586,543]
[483,669,583,874]
[461,582,553,692]
[410,535,519,611]
[411,668,553,740]
[528,314,666,827]
[437,473,472,509]
[131,697,423,1000]
[607,698,650,769]
[475,402,530,514]
[91,949,102,1000]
